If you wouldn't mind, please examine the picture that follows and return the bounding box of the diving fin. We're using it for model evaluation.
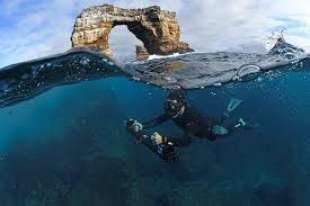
[233,118,247,128]
[226,98,243,113]
[238,118,246,126]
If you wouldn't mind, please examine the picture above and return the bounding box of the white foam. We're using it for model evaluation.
[147,53,183,60]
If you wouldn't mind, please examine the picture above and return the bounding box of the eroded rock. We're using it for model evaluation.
[71,4,193,58]
[136,45,150,61]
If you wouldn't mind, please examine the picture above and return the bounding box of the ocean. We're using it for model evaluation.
[0,61,310,205]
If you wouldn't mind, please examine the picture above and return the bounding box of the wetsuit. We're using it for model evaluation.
[143,105,220,146]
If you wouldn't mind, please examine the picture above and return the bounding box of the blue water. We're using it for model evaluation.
[0,69,310,205]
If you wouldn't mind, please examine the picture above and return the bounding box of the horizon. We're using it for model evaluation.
[1,0,310,68]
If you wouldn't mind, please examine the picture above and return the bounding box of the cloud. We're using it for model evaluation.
[0,0,310,67]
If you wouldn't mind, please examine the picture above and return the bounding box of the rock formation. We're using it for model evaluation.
[71,4,193,58]
[136,45,150,61]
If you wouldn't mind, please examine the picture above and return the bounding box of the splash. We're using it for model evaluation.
[265,29,287,51]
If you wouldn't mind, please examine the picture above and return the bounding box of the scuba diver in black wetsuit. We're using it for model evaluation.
[126,90,252,162]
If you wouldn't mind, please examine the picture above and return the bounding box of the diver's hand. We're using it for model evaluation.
[126,119,143,133]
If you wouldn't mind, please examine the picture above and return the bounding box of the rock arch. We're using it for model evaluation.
[71,5,193,59]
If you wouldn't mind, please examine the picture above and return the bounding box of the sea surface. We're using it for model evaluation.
[1,54,310,205]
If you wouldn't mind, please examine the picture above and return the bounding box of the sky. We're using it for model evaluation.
[0,0,310,67]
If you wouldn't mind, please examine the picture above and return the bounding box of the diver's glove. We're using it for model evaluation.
[126,119,143,133]
[150,132,167,145]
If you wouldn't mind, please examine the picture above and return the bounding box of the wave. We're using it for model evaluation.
[0,49,124,108]
[0,37,309,108]
[125,37,310,89]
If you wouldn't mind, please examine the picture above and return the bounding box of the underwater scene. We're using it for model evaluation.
[1,62,310,205]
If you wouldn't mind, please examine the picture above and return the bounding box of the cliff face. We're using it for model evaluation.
[71,4,193,58]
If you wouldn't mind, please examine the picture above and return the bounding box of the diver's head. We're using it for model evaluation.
[165,90,186,116]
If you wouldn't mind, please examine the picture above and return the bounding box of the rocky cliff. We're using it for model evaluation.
[71,4,193,58]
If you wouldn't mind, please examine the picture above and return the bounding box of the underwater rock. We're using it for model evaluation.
[71,4,193,57]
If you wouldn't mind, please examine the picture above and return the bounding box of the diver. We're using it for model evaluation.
[126,90,252,162]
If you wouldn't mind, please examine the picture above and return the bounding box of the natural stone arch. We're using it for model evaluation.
[71,5,193,59]
[108,25,144,61]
